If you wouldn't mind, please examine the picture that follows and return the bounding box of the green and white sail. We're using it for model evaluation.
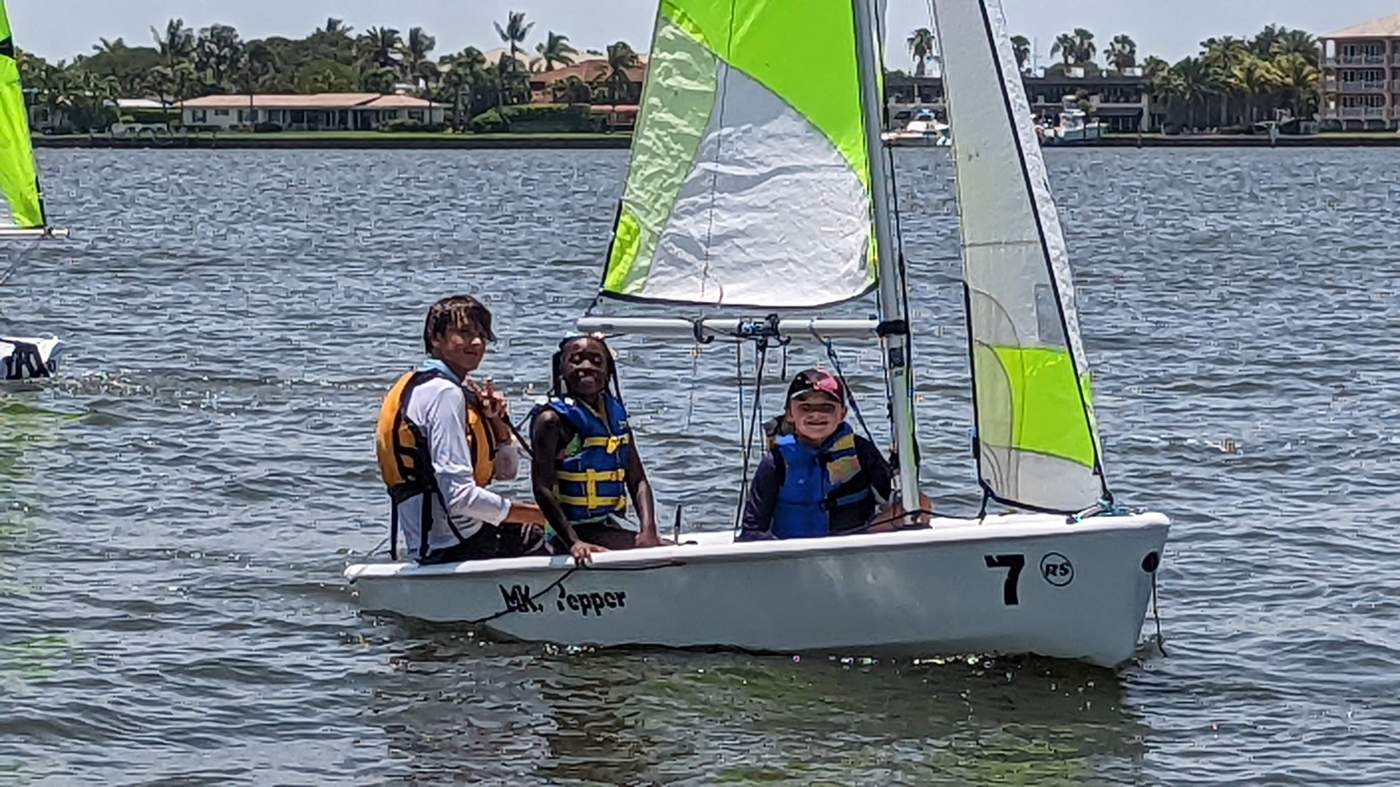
[0,0,44,230]
[933,0,1110,512]
[600,0,878,308]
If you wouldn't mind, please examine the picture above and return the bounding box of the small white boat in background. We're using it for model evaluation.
[1,336,61,381]
[0,0,70,382]
[1041,107,1105,144]
[883,111,952,147]
[347,0,1171,668]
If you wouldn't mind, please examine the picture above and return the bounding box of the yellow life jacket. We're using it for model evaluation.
[375,369,499,560]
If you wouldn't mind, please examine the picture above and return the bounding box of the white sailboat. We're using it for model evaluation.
[346,0,1170,668]
[0,0,69,382]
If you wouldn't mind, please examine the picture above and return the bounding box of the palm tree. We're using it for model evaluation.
[146,61,196,128]
[1202,36,1249,125]
[361,65,400,94]
[91,36,127,62]
[399,27,437,85]
[1107,34,1137,72]
[70,71,120,131]
[415,60,442,96]
[88,37,135,94]
[151,19,196,70]
[1011,35,1032,73]
[493,51,527,106]
[1072,28,1097,65]
[313,18,357,64]
[555,75,593,104]
[494,11,535,87]
[440,46,488,125]
[236,41,277,125]
[1272,29,1319,67]
[1051,33,1077,66]
[1231,55,1282,124]
[320,18,353,37]
[1273,52,1319,119]
[907,27,935,77]
[598,42,641,105]
[534,31,578,73]
[195,24,243,90]
[1250,25,1286,59]
[1170,56,1213,129]
[358,27,403,73]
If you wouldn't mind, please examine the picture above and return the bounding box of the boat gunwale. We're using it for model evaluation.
[344,511,1169,582]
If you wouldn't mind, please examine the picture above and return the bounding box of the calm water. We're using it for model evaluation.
[1,147,1397,784]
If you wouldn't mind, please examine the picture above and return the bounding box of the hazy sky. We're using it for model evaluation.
[14,0,1395,68]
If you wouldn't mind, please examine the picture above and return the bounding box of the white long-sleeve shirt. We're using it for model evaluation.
[395,375,522,559]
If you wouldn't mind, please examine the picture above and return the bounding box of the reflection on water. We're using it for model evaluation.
[366,624,1149,784]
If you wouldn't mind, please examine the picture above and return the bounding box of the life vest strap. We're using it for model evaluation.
[558,493,627,510]
[557,469,627,483]
[580,434,629,453]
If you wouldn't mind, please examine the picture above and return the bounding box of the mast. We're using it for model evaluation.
[851,0,920,516]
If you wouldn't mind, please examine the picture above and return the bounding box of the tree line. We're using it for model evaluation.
[17,12,643,132]
[907,24,1323,129]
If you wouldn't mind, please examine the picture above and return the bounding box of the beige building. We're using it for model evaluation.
[178,93,448,131]
[1319,13,1400,130]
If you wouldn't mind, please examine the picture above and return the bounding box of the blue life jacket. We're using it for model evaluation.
[542,394,631,525]
[771,423,873,539]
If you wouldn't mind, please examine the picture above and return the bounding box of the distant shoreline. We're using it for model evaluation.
[30,131,1400,150]
[31,132,634,150]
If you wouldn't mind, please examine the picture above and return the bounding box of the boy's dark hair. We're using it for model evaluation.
[423,295,495,354]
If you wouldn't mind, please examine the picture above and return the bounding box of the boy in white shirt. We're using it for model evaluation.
[376,296,548,564]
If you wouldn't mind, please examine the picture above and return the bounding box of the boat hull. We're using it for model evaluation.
[882,134,952,147]
[346,512,1168,668]
[1,336,61,381]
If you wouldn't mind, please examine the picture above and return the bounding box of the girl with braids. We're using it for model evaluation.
[530,334,663,565]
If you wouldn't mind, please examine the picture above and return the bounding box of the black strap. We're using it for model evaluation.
[389,496,399,560]
[393,367,487,562]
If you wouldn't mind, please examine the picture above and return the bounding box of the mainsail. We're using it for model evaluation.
[0,0,44,230]
[600,0,878,308]
[932,0,1110,512]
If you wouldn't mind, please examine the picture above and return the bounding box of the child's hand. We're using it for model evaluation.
[570,541,607,566]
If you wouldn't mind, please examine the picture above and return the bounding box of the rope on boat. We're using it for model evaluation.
[732,333,774,533]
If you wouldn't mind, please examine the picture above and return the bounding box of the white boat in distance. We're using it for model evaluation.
[1,336,61,381]
[347,0,1171,669]
[1041,107,1105,144]
[882,111,952,147]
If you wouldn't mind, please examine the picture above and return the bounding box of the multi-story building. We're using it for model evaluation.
[1319,13,1400,131]
[887,70,1156,133]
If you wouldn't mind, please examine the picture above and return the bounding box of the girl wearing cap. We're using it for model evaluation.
[737,369,900,541]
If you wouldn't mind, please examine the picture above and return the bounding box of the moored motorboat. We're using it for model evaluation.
[882,112,952,147]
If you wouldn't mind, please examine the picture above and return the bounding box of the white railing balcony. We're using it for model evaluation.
[1340,80,1390,92]
[1337,54,1387,66]
[1340,106,1389,118]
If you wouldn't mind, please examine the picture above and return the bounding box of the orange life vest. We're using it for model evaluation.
[375,369,499,560]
